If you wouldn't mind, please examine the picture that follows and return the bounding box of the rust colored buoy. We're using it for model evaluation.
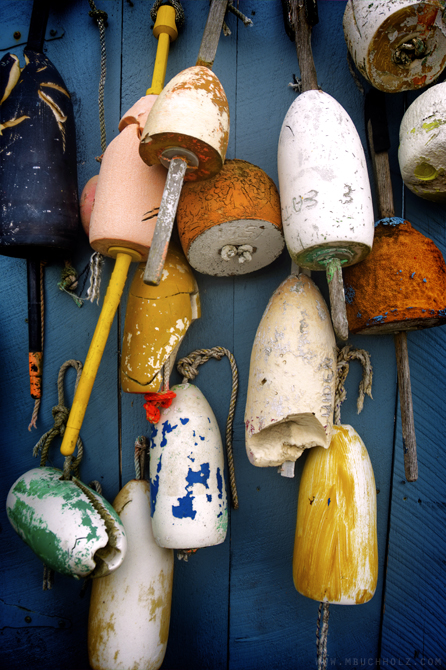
[344,219,446,335]
[176,159,284,276]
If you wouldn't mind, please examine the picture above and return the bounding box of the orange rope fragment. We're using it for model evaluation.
[143,390,176,423]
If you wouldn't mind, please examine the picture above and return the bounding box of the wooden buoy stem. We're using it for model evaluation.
[325,258,349,342]
[366,89,418,481]
[27,258,43,400]
[196,0,228,69]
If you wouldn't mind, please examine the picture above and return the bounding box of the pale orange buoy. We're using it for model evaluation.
[89,95,167,259]
[121,245,200,394]
[176,159,284,276]
[79,175,98,236]
[88,479,174,670]
[293,425,378,605]
[343,0,446,93]
[344,219,446,334]
[244,273,337,468]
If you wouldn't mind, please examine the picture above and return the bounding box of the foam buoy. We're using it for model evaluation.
[121,245,201,394]
[343,0,446,93]
[150,383,228,549]
[176,158,284,276]
[398,82,446,202]
[88,479,174,670]
[6,467,127,579]
[244,273,337,468]
[293,424,378,605]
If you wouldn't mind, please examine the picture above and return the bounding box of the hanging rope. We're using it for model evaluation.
[32,360,84,480]
[87,0,108,154]
[86,251,105,304]
[28,262,45,430]
[58,260,83,307]
[176,346,239,510]
[134,435,149,480]
[334,344,373,426]
[315,344,373,666]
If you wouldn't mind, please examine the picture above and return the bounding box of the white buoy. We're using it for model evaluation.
[88,479,174,670]
[293,424,378,605]
[150,383,228,549]
[399,82,446,202]
[277,89,374,272]
[244,273,337,468]
[343,0,446,93]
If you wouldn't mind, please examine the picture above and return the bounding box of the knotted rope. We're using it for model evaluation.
[315,344,373,667]
[134,435,149,480]
[33,360,84,480]
[223,0,253,35]
[28,261,45,430]
[176,346,239,510]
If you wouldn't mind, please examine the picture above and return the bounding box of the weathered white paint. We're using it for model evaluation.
[343,0,446,93]
[293,425,378,605]
[88,480,174,670]
[399,82,446,202]
[89,95,167,259]
[186,218,284,276]
[121,246,200,394]
[139,66,230,181]
[150,383,228,549]
[6,467,127,579]
[277,90,374,271]
[244,274,337,468]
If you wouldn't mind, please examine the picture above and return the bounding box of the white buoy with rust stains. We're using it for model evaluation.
[277,89,374,273]
[121,245,200,394]
[244,273,337,468]
[6,467,127,579]
[293,424,378,605]
[88,479,174,670]
[150,383,227,549]
[343,0,446,93]
[398,82,446,202]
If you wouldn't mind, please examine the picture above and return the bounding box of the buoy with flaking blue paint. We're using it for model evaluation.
[88,474,174,670]
[150,383,228,549]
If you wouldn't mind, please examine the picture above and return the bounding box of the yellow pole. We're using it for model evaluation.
[60,249,141,456]
[146,5,178,95]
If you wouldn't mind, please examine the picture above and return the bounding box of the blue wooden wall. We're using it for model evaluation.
[1,1,446,668]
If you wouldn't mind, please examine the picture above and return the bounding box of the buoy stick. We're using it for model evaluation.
[142,0,229,286]
[196,0,228,69]
[27,259,43,399]
[365,88,418,481]
[143,156,188,285]
[146,5,178,95]
[290,0,349,341]
[60,250,140,456]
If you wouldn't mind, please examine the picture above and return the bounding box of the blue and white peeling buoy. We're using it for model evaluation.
[150,383,228,549]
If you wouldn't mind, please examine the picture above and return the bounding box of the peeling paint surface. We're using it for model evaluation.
[293,425,378,605]
[150,384,228,549]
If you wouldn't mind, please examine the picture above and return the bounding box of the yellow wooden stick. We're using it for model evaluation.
[60,249,140,456]
[60,5,178,457]
[146,6,178,95]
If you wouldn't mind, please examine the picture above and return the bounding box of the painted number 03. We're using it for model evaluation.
[292,190,318,213]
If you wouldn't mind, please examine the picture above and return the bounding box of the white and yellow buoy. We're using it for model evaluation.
[150,383,228,549]
[343,0,446,93]
[88,479,174,670]
[293,424,378,605]
[244,273,337,468]
[398,82,446,202]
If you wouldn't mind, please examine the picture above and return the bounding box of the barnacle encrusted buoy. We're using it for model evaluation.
[343,0,446,93]
[176,159,284,276]
[343,219,446,334]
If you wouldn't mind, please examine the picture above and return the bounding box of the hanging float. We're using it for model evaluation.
[88,447,174,670]
[343,0,446,93]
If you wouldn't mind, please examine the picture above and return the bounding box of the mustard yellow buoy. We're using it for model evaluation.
[293,424,378,605]
[121,245,200,394]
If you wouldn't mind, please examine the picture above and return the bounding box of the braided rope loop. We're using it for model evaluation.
[176,346,239,509]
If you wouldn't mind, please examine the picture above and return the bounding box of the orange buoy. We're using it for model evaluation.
[344,219,446,335]
[176,159,284,276]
